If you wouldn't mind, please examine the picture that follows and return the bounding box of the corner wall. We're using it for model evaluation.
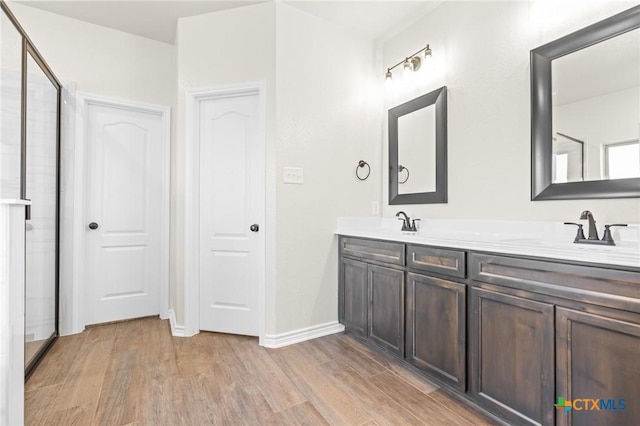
[174,2,277,327]
[174,2,383,334]
[381,1,640,224]
[274,4,382,333]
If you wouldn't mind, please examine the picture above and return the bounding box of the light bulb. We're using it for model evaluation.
[385,69,392,80]
[424,45,432,58]
[410,56,421,72]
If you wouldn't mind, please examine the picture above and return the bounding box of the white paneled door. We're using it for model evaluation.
[84,100,166,325]
[198,91,262,336]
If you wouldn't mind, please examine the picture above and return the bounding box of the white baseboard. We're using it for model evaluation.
[262,321,345,349]
[168,309,187,337]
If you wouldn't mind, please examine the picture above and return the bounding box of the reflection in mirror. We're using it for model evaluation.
[531,5,640,200]
[389,86,447,205]
[552,132,583,183]
[551,28,639,184]
[398,104,435,194]
[605,140,640,179]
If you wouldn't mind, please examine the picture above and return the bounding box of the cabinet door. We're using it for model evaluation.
[470,287,555,426]
[556,308,640,426]
[368,265,404,356]
[340,258,368,336]
[406,273,466,391]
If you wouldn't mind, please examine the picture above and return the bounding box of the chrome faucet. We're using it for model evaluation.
[564,210,627,246]
[580,210,599,240]
[396,211,420,232]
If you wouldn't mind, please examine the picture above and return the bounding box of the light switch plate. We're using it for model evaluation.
[283,167,304,184]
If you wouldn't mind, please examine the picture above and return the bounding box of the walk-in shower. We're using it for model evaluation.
[0,1,61,378]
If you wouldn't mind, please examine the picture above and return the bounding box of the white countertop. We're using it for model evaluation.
[336,217,640,269]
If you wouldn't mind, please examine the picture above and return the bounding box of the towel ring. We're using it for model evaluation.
[356,160,370,181]
[399,165,410,184]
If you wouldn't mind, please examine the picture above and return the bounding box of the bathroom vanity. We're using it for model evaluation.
[336,218,640,426]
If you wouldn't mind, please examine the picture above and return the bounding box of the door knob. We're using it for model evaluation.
[250,224,259,232]
[88,222,99,230]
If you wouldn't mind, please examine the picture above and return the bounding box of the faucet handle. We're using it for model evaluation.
[397,217,409,231]
[602,224,627,244]
[411,219,421,232]
[564,222,586,242]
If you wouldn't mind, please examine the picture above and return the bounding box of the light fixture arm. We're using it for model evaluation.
[385,44,431,78]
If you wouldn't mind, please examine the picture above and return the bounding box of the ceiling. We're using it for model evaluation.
[15,0,442,44]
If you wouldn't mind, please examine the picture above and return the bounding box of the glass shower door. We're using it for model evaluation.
[24,50,59,370]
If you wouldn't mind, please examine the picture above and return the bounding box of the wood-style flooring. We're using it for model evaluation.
[25,317,498,425]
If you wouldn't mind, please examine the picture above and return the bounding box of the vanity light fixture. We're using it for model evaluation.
[385,44,431,80]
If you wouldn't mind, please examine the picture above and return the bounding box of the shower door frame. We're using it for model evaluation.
[23,42,62,378]
[0,1,63,379]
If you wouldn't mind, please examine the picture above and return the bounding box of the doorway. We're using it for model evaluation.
[75,95,170,327]
[184,83,266,340]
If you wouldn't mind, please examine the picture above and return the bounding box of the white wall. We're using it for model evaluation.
[7,2,176,106]
[382,0,640,224]
[0,202,26,426]
[274,4,381,333]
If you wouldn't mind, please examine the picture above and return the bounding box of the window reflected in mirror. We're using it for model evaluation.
[551,27,639,184]
[605,140,640,179]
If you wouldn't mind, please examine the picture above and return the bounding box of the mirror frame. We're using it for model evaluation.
[531,5,640,200]
[389,86,447,205]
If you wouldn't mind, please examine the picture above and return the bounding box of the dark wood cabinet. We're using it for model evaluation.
[338,236,640,426]
[368,265,404,356]
[339,257,368,337]
[338,238,405,355]
[470,287,555,425]
[556,308,640,426]
[406,272,466,391]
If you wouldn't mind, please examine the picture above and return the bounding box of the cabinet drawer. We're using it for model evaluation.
[470,253,640,313]
[341,237,404,266]
[407,245,465,278]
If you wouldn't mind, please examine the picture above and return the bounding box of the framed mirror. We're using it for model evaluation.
[531,5,640,200]
[389,86,447,204]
